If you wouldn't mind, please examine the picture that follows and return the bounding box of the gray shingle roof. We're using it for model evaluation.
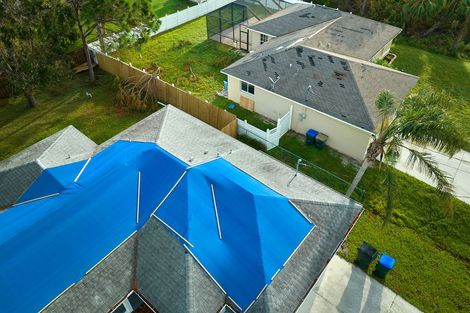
[222,46,418,132]
[0,126,96,210]
[7,106,363,313]
[303,14,402,60]
[248,3,402,61]
[249,3,342,37]
[248,200,363,313]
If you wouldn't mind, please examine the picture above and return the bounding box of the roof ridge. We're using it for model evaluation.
[37,126,74,164]
[155,105,171,144]
[304,46,419,79]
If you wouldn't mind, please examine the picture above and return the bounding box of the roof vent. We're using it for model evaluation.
[339,83,345,88]
[318,81,323,87]
[296,46,303,57]
[246,70,251,76]
[296,61,305,69]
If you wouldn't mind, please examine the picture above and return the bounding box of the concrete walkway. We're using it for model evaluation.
[395,142,470,205]
[296,256,422,313]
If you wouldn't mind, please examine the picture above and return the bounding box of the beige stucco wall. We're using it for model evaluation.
[372,38,394,61]
[227,75,373,161]
[249,30,273,51]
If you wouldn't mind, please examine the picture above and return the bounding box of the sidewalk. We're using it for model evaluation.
[394,142,470,204]
[296,256,422,313]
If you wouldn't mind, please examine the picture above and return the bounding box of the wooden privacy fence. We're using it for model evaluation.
[96,52,237,137]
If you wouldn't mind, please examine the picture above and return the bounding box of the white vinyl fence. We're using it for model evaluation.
[89,0,237,52]
[238,106,292,150]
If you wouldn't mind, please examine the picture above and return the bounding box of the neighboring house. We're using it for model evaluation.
[248,3,402,62]
[222,45,418,161]
[0,106,362,313]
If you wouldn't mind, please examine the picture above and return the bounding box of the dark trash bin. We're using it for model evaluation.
[374,253,395,278]
[355,242,378,270]
[306,129,318,145]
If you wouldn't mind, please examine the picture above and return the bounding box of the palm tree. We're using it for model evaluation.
[346,89,465,222]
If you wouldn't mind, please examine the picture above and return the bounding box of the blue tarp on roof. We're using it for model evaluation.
[155,158,314,311]
[0,141,187,313]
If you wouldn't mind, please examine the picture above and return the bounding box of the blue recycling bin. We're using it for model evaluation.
[306,129,319,145]
[374,253,395,278]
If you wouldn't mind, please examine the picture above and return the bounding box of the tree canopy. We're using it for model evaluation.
[0,0,77,107]
[346,89,466,223]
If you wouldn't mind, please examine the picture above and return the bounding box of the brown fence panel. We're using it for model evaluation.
[96,52,237,137]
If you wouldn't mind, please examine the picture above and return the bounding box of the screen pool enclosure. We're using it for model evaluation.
[207,0,290,51]
[0,140,315,313]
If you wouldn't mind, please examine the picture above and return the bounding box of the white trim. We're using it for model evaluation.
[153,215,194,248]
[136,171,141,224]
[271,268,281,281]
[36,159,47,170]
[244,300,256,313]
[74,157,91,183]
[151,170,187,216]
[133,291,158,313]
[12,193,60,207]
[289,200,314,224]
[223,73,375,136]
[86,231,137,275]
[246,27,277,38]
[218,304,237,313]
[283,225,316,267]
[228,296,242,312]
[183,243,227,294]
[38,282,76,312]
[256,284,268,300]
[211,184,223,240]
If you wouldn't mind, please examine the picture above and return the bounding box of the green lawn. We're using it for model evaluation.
[0,70,150,160]
[113,17,275,130]
[260,134,470,313]
[112,18,470,312]
[390,43,470,150]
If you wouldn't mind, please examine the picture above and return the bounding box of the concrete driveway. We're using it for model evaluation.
[296,256,422,313]
[394,142,470,204]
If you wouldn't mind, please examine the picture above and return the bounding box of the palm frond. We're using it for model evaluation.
[405,147,454,196]
[393,91,465,156]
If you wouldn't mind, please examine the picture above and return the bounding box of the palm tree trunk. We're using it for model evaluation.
[346,159,371,198]
[24,89,37,108]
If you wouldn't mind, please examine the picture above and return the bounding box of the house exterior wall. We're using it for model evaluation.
[371,38,394,61]
[249,30,273,51]
[42,235,136,313]
[227,75,373,161]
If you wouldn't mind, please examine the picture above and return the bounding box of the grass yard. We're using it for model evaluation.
[259,134,470,313]
[0,70,150,161]
[152,0,195,17]
[390,43,470,150]
[113,17,275,130]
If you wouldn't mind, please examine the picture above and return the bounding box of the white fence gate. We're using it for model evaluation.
[89,0,237,52]
[238,106,292,150]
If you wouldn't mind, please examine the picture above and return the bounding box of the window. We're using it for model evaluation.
[241,81,255,95]
[260,34,269,45]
